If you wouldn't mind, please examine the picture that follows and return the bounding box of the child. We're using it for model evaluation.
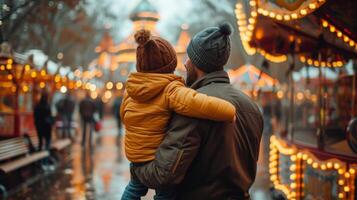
[120,30,236,200]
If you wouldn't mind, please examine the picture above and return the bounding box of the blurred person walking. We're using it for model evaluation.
[56,92,75,139]
[95,96,104,120]
[34,91,54,151]
[112,95,123,137]
[79,92,96,147]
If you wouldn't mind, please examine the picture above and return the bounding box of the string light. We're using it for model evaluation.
[235,1,257,55]
[236,0,287,62]
[257,0,326,21]
[269,135,353,199]
[321,19,357,51]
[299,56,344,68]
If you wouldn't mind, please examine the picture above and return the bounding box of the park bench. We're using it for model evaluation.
[0,137,49,197]
[28,134,71,152]
[0,137,48,175]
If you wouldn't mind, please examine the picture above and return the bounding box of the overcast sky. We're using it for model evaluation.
[86,0,236,43]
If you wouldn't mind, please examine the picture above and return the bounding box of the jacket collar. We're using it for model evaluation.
[190,70,230,90]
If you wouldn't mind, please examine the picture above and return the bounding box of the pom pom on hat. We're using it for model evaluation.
[219,22,233,36]
[135,29,151,45]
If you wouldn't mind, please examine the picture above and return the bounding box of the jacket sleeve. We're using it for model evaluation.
[119,92,129,123]
[132,113,204,189]
[165,81,236,122]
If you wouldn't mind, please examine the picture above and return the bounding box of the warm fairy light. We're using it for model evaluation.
[106,82,113,90]
[349,168,355,174]
[344,186,350,192]
[60,86,67,93]
[309,3,317,9]
[85,83,91,90]
[338,179,345,185]
[327,162,333,168]
[283,15,290,21]
[90,91,98,99]
[338,193,344,198]
[344,36,349,42]
[277,90,284,99]
[7,59,13,65]
[89,84,96,92]
[345,172,351,178]
[76,80,82,88]
[31,71,37,78]
[312,162,319,169]
[116,82,123,90]
[55,75,61,83]
[349,40,355,47]
[337,31,342,38]
[25,64,30,71]
[269,12,276,18]
[329,25,336,33]
[104,90,112,99]
[291,13,298,19]
[6,64,12,70]
[307,158,313,164]
[334,163,340,169]
[296,92,304,101]
[300,9,307,15]
[39,82,45,88]
[40,70,46,76]
[7,74,13,80]
[307,59,313,65]
[23,85,29,92]
[338,169,344,174]
[0,65,4,70]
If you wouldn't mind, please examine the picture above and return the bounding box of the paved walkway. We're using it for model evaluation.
[8,117,270,200]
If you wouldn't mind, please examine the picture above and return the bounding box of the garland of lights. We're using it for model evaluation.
[235,0,287,63]
[321,19,357,52]
[299,56,344,68]
[269,135,299,199]
[270,136,355,200]
[257,0,326,21]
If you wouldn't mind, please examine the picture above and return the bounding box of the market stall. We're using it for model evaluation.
[0,43,36,138]
[234,0,357,199]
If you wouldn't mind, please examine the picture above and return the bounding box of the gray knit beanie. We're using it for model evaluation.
[187,23,233,73]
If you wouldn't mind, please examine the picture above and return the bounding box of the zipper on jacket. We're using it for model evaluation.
[171,150,184,174]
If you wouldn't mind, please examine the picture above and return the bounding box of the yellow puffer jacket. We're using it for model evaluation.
[121,72,236,163]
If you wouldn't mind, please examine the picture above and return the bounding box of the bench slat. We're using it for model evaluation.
[0,151,49,173]
[0,147,28,156]
[0,149,29,161]
[51,139,71,151]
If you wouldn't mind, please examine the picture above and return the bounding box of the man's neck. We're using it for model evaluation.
[195,67,206,80]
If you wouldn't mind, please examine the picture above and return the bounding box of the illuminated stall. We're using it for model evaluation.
[234,0,357,199]
[228,64,278,97]
[0,43,36,137]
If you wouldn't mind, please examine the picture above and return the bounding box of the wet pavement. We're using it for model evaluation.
[8,117,271,200]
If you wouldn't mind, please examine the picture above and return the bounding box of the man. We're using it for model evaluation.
[132,23,264,199]
[56,92,75,138]
[79,92,96,147]
[112,95,123,142]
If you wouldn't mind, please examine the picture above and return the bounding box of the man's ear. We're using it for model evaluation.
[193,65,206,78]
